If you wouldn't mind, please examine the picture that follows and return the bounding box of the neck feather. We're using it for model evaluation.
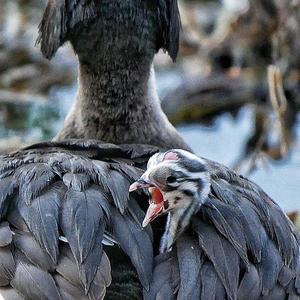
[160,201,200,253]
[55,55,188,150]
[53,2,189,150]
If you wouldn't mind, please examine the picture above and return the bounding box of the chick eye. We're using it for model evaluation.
[166,176,177,184]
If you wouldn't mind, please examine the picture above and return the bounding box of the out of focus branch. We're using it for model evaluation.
[267,65,289,156]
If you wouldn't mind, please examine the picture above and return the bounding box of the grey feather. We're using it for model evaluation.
[14,163,57,204]
[87,252,112,300]
[0,287,25,299]
[144,251,179,300]
[60,187,105,292]
[237,264,261,300]
[56,245,84,287]
[211,179,267,263]
[63,173,91,192]
[200,261,226,300]
[0,222,12,247]
[6,205,29,232]
[176,235,202,299]
[0,177,15,218]
[56,245,111,299]
[193,218,239,300]
[127,194,153,241]
[259,239,283,296]
[295,275,300,293]
[13,231,54,272]
[261,286,286,300]
[204,197,249,265]
[110,205,153,291]
[54,274,87,300]
[278,265,295,288]
[0,246,15,286]
[17,182,65,263]
[11,252,61,300]
[105,170,131,214]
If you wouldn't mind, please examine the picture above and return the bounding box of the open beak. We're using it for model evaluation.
[129,179,165,227]
[129,179,150,192]
[142,199,164,227]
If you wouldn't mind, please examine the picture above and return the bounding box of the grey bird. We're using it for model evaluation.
[0,0,188,299]
[130,149,300,299]
[0,0,299,300]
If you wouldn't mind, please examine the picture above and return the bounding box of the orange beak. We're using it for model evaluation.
[129,181,165,227]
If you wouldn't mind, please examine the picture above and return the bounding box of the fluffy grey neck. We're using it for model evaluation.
[55,57,188,150]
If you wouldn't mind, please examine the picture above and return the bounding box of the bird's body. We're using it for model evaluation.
[0,141,158,299]
[0,1,187,299]
[0,0,299,299]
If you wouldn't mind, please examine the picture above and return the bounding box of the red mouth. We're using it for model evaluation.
[149,187,164,204]
[142,187,164,227]
[129,182,165,227]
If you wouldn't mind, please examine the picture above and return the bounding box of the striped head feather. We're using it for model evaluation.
[130,149,211,252]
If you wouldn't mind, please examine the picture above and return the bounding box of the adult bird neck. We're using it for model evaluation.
[54,51,188,150]
[50,0,189,150]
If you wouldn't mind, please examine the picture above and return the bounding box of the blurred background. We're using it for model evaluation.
[0,0,299,218]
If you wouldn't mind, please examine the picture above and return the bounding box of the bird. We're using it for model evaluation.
[38,0,187,150]
[130,149,300,299]
[0,0,188,299]
[0,1,299,300]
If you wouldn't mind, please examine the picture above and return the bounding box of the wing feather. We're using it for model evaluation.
[176,235,203,299]
[193,218,239,300]
[60,187,106,291]
[210,164,298,266]
[259,239,283,296]
[200,261,226,300]
[110,205,153,291]
[0,141,160,298]
[11,252,61,300]
[0,177,15,218]
[0,222,12,247]
[211,179,267,262]
[63,173,91,192]
[17,181,65,263]
[54,274,87,300]
[237,264,261,300]
[203,197,249,265]
[106,170,131,214]
[13,231,54,272]
[143,251,179,300]
[87,252,112,300]
[0,246,15,286]
[14,163,57,204]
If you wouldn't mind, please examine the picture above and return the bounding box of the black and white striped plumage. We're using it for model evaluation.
[131,149,300,300]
